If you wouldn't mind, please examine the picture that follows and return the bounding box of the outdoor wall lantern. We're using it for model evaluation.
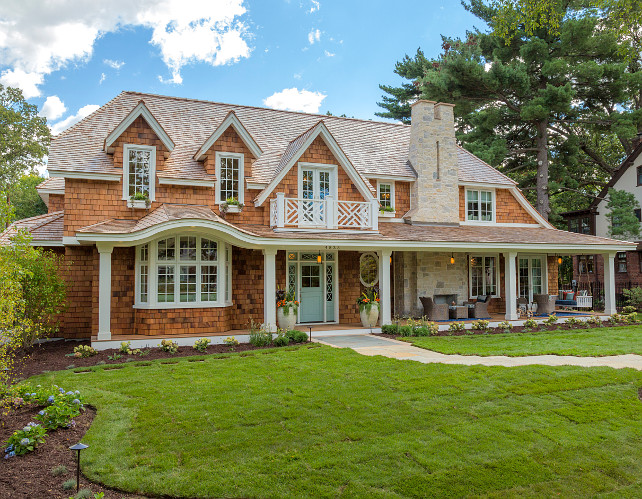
[450,253,455,265]
[69,442,88,491]
[558,256,563,265]
[317,252,322,264]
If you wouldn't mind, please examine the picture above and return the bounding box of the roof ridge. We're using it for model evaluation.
[121,91,409,128]
[29,211,64,231]
[53,92,126,139]
[457,146,517,185]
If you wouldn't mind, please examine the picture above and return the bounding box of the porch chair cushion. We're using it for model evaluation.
[419,296,449,322]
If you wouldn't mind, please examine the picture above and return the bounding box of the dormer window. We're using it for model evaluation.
[466,189,494,222]
[215,152,244,205]
[123,144,156,204]
[378,182,394,210]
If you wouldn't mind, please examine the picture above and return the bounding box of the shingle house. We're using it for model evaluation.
[2,92,633,345]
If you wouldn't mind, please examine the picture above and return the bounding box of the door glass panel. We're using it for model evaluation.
[319,171,330,199]
[531,259,542,294]
[518,258,529,298]
[301,265,321,288]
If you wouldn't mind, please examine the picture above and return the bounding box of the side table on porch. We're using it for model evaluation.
[449,306,468,320]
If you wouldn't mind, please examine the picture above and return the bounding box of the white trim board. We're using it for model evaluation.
[104,100,175,152]
[193,111,262,161]
[49,170,121,181]
[158,177,216,187]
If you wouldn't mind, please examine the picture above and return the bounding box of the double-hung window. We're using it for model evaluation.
[136,235,231,307]
[469,255,498,298]
[215,152,244,205]
[617,252,628,273]
[123,144,155,202]
[466,189,494,222]
[377,182,394,210]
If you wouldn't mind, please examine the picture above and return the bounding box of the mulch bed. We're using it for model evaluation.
[10,339,293,383]
[376,319,637,339]
[0,404,147,498]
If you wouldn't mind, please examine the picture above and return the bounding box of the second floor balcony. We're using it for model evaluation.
[269,193,379,231]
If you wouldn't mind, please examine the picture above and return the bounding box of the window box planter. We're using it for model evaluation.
[128,199,150,209]
[379,211,396,218]
[225,204,242,214]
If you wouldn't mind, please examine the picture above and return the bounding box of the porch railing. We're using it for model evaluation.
[270,193,379,230]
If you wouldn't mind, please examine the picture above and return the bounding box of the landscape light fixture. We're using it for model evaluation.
[308,325,312,342]
[69,442,88,491]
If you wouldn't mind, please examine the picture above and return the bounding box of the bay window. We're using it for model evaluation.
[135,235,231,308]
[469,255,499,298]
[123,144,156,202]
[466,189,494,222]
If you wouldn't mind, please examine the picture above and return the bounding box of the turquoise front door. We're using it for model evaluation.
[299,263,324,322]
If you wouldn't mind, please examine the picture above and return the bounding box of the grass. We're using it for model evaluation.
[27,345,642,498]
[404,325,642,357]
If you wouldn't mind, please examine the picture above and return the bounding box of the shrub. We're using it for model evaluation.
[249,327,273,347]
[35,395,84,431]
[107,353,122,361]
[4,422,47,458]
[73,345,97,358]
[413,326,429,336]
[193,338,211,352]
[285,329,309,343]
[273,331,290,347]
[497,321,513,331]
[565,317,584,327]
[119,341,131,354]
[608,313,624,324]
[523,318,538,330]
[448,322,466,333]
[62,479,76,491]
[623,287,642,310]
[426,322,440,336]
[398,325,413,337]
[223,336,239,348]
[585,315,603,326]
[381,324,398,335]
[626,312,639,324]
[51,464,68,476]
[544,314,559,326]
[158,339,179,354]
[623,305,637,314]
[471,320,490,332]
[74,489,93,499]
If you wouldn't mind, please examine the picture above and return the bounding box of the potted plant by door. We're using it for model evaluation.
[357,288,380,327]
[276,289,299,330]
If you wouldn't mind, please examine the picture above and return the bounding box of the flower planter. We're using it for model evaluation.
[359,304,379,328]
[225,204,242,214]
[277,306,297,330]
[379,211,395,218]
[127,200,149,209]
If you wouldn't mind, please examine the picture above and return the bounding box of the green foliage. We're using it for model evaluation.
[584,315,603,326]
[73,490,93,499]
[4,422,47,456]
[0,85,50,192]
[381,324,399,334]
[158,339,179,354]
[544,314,559,326]
[623,306,637,314]
[273,331,290,347]
[73,345,97,358]
[51,464,68,476]
[379,205,395,213]
[62,480,76,491]
[107,353,122,361]
[223,336,239,348]
[497,321,513,331]
[523,318,538,330]
[471,320,491,331]
[249,327,273,347]
[285,329,308,343]
[398,325,413,337]
[119,341,131,354]
[357,288,380,313]
[193,338,211,352]
[448,322,466,333]
[623,288,642,309]
[7,174,48,221]
[565,317,584,327]
[606,188,641,239]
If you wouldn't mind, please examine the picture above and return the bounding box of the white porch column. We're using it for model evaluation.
[379,249,392,325]
[603,252,617,315]
[263,248,278,331]
[97,244,114,340]
[504,251,518,320]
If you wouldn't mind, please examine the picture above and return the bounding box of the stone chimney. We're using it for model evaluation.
[407,100,459,225]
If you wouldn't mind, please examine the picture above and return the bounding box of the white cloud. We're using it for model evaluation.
[50,104,99,135]
[103,59,125,70]
[307,29,321,45]
[99,72,106,84]
[0,1,252,96]
[39,96,67,121]
[309,1,320,13]
[293,72,302,79]
[324,50,335,57]
[263,87,326,113]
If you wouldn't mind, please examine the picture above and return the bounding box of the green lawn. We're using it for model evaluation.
[26,344,642,497]
[404,325,642,357]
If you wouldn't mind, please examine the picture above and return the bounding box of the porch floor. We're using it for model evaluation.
[90,310,606,350]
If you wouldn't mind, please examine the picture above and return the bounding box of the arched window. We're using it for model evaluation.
[135,235,231,308]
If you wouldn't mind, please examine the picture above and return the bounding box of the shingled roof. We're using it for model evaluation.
[48,91,516,187]
[0,211,64,246]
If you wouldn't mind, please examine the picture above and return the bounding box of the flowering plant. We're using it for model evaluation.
[73,345,97,358]
[158,339,179,354]
[357,288,380,313]
[4,423,46,458]
[276,289,299,316]
[193,338,211,352]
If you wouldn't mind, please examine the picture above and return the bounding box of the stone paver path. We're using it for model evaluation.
[314,334,642,370]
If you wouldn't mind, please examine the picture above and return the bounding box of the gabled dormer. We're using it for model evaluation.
[104,100,175,208]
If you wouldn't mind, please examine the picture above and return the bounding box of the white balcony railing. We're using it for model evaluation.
[270,193,379,231]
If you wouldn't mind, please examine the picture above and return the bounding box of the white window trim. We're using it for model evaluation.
[464,188,496,224]
[122,144,156,202]
[377,180,395,211]
[134,234,232,309]
[215,151,244,206]
[297,162,339,200]
[468,254,501,299]
[517,254,548,302]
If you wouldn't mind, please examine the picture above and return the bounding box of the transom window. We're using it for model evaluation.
[123,144,156,201]
[136,235,231,308]
[215,152,244,205]
[378,182,394,209]
[466,189,494,222]
[469,255,498,298]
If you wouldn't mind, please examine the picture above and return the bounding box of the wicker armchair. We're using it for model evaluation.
[466,295,491,319]
[534,294,555,315]
[419,296,449,321]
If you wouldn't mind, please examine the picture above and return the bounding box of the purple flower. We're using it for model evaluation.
[72,399,81,405]
[19,438,29,447]
[66,391,74,396]
[58,387,64,393]
[47,395,54,403]
[38,410,45,416]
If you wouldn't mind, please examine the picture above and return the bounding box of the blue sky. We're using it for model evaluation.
[0,1,484,134]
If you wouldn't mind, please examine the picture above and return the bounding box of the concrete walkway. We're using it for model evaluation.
[314,334,642,370]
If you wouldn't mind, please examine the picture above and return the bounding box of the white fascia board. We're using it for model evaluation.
[74,218,636,253]
[246,181,267,190]
[158,177,215,187]
[509,186,553,228]
[460,221,541,228]
[104,101,175,151]
[459,181,515,189]
[366,174,416,182]
[49,170,121,181]
[254,123,375,207]
[37,188,65,195]
[31,240,64,247]
[194,112,262,161]
[62,236,80,245]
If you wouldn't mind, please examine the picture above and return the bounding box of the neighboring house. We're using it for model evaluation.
[1,92,632,345]
[562,139,642,294]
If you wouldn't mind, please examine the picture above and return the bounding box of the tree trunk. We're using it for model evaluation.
[535,120,550,221]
